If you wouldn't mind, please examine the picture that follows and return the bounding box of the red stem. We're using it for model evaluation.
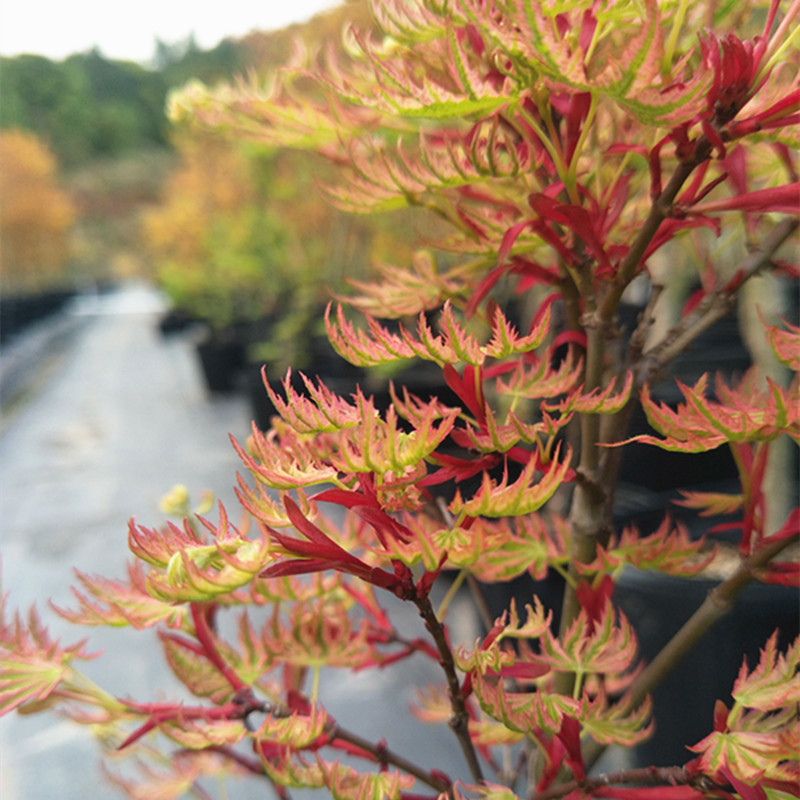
[531,764,697,800]
[190,602,248,693]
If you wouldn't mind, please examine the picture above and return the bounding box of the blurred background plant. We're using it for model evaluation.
[0,129,76,295]
[0,0,435,387]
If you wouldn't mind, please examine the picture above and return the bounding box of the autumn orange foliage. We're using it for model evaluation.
[0,129,75,292]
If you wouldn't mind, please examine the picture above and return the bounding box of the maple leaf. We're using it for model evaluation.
[158,630,239,704]
[258,600,375,670]
[467,513,570,583]
[52,561,187,630]
[467,666,653,754]
[252,704,329,751]
[542,371,633,416]
[327,398,459,476]
[577,688,654,748]
[130,503,273,604]
[455,598,554,690]
[262,369,364,435]
[257,745,333,789]
[343,250,466,318]
[321,760,415,800]
[689,729,787,785]
[328,19,512,121]
[235,478,316,529]
[675,490,744,518]
[104,750,245,800]
[326,121,532,215]
[233,426,339,491]
[327,299,552,371]
[246,572,344,606]
[496,350,584,401]
[466,671,575,737]
[483,302,552,359]
[0,601,97,716]
[578,518,717,578]
[688,632,800,788]
[731,631,800,715]
[531,602,639,679]
[620,372,800,452]
[460,402,572,453]
[157,715,246,750]
[450,445,573,518]
[766,317,800,371]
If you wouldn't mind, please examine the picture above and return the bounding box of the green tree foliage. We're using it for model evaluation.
[0,51,164,164]
[0,41,245,167]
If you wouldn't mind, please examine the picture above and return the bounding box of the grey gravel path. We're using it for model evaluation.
[0,283,469,799]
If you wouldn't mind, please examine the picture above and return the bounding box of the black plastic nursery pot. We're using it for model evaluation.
[195,335,247,394]
[158,308,202,336]
[0,288,77,345]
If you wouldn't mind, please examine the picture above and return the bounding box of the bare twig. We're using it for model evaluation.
[637,216,799,387]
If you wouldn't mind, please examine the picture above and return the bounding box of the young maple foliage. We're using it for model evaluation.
[2,1,799,799]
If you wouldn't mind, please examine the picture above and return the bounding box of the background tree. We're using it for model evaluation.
[143,136,291,332]
[0,129,76,293]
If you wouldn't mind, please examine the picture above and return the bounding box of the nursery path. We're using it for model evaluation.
[0,283,469,800]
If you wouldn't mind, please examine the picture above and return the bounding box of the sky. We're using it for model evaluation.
[0,0,344,63]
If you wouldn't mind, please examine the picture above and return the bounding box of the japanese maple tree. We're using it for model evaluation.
[2,1,799,799]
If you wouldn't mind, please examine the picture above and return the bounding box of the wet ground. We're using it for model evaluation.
[0,284,472,799]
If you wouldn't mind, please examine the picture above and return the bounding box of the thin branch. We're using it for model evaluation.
[599,145,710,322]
[637,216,799,387]
[415,592,485,784]
[245,697,453,794]
[325,720,453,793]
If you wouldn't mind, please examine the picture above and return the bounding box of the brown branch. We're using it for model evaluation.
[415,592,485,784]
[245,697,453,794]
[325,720,453,794]
[599,148,709,322]
[637,215,799,387]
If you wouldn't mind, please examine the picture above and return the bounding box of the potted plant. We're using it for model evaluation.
[144,137,292,392]
[2,1,798,798]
